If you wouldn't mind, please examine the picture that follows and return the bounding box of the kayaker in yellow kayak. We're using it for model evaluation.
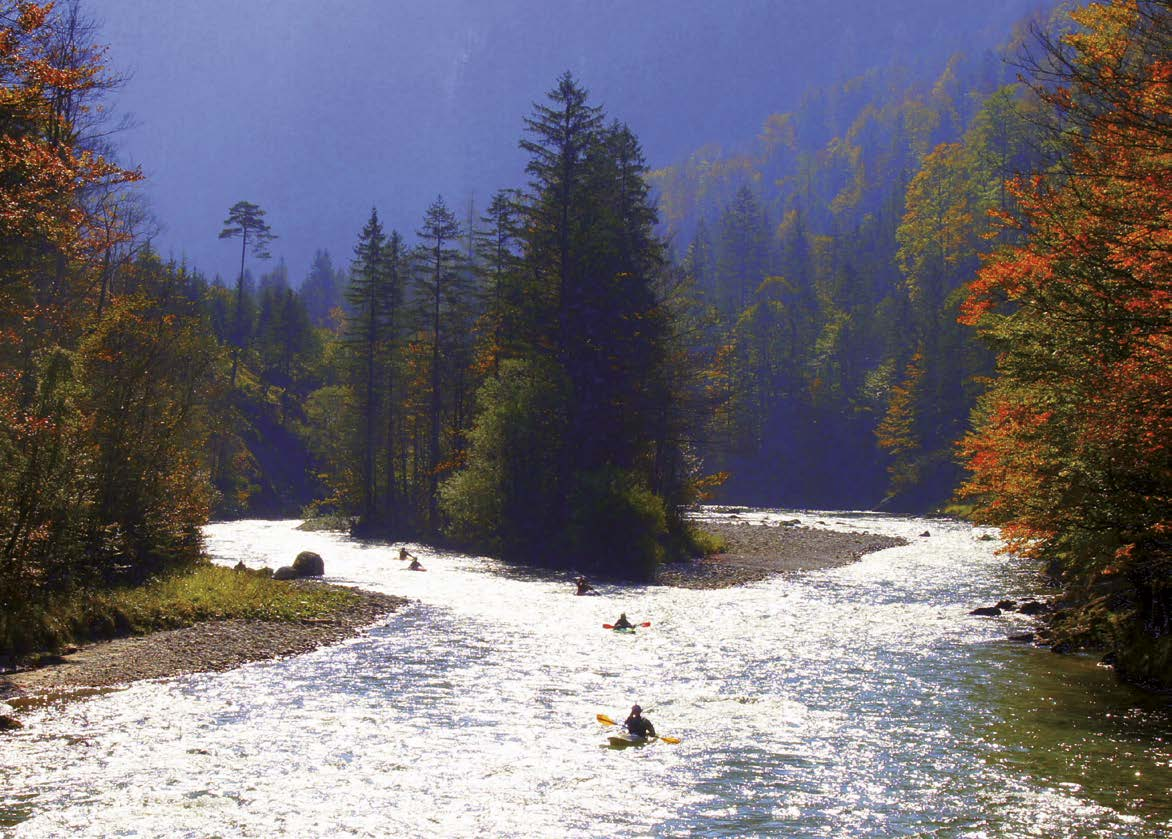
[624,705,656,738]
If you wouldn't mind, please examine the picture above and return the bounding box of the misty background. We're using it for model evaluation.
[97,0,1047,282]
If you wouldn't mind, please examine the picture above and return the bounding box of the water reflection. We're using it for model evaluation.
[0,511,1168,837]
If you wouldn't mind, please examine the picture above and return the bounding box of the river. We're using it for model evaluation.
[2,509,1169,837]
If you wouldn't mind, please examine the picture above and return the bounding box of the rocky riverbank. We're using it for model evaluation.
[0,584,405,708]
[1,518,903,714]
[657,517,907,589]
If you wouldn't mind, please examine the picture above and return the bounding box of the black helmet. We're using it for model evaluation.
[631,704,642,714]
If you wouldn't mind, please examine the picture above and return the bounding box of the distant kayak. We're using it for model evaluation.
[603,621,649,632]
[607,733,649,749]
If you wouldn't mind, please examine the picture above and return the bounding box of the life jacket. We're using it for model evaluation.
[626,716,653,737]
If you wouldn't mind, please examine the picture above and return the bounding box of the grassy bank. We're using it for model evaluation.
[1,562,360,662]
[682,525,726,557]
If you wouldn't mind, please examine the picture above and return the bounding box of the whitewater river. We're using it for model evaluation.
[2,510,1169,837]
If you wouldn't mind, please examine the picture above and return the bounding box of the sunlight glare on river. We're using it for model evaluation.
[1,510,1169,837]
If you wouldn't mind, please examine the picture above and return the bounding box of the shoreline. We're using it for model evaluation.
[0,585,406,709]
[658,518,907,589]
[1,519,901,712]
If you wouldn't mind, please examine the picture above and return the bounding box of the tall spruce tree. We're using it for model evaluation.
[380,230,406,527]
[444,74,693,579]
[413,196,465,533]
[344,208,388,523]
[473,188,523,373]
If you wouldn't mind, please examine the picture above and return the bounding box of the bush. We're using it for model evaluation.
[568,466,667,581]
[441,358,567,559]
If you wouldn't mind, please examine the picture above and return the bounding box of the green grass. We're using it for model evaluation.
[1,562,359,660]
[684,525,727,557]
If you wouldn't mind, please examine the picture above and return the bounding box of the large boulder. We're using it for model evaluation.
[292,551,325,577]
[273,566,299,581]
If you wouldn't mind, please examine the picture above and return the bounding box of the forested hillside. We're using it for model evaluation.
[649,12,1056,511]
[2,0,1166,685]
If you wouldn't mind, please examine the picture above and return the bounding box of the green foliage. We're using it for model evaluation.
[441,357,567,557]
[567,466,668,581]
[0,563,359,658]
[684,526,727,557]
[958,1,1172,685]
[644,26,1048,511]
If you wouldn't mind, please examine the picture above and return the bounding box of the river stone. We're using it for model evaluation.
[273,565,299,580]
[1017,600,1047,615]
[292,551,325,577]
[970,606,1002,616]
[0,715,22,731]
[995,599,1018,610]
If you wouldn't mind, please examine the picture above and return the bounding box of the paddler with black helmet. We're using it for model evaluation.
[624,705,656,738]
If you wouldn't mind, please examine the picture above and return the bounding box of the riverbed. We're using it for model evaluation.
[2,509,1169,837]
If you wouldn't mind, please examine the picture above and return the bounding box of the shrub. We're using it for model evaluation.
[568,466,667,581]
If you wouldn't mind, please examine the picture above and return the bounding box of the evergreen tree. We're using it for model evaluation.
[344,208,388,522]
[715,185,770,316]
[301,249,344,328]
[444,74,694,578]
[380,230,406,527]
[412,196,465,533]
[218,201,276,387]
[473,188,524,373]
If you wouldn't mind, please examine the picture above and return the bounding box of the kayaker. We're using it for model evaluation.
[575,575,594,595]
[399,547,416,562]
[624,705,656,738]
[408,557,425,571]
[613,613,634,630]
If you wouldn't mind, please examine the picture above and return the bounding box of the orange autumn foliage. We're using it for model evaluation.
[959,1,1171,658]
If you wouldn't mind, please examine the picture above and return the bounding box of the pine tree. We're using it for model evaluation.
[413,196,465,533]
[715,186,770,316]
[380,230,406,527]
[218,201,275,387]
[444,74,693,578]
[344,208,388,523]
[301,249,343,328]
[473,188,523,373]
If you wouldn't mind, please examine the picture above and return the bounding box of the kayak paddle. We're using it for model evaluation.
[595,712,680,744]
[602,621,651,629]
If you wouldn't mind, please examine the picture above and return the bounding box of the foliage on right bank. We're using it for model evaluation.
[959,0,1171,689]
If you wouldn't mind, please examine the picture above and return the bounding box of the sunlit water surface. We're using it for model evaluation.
[2,510,1169,837]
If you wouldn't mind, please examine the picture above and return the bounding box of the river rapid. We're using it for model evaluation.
[2,509,1169,837]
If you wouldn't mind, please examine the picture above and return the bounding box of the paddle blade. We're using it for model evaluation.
[596,713,616,727]
[657,735,681,744]
[602,624,614,629]
[640,621,651,627]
